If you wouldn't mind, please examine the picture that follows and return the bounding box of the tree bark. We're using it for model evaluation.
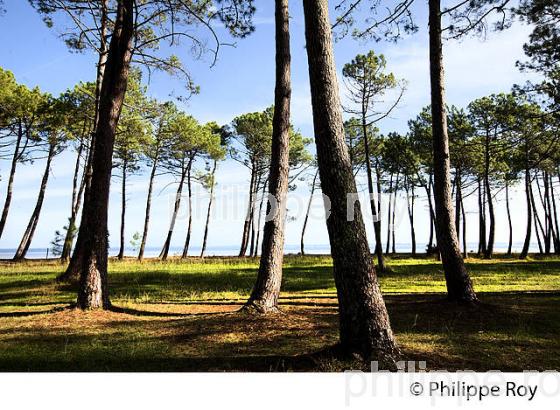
[302,0,397,360]
[117,159,127,260]
[76,0,134,309]
[244,0,291,313]
[182,158,195,259]
[138,153,159,261]
[200,160,218,258]
[160,163,189,261]
[301,169,318,255]
[461,195,467,258]
[61,0,109,281]
[406,179,416,255]
[13,143,56,261]
[239,165,256,256]
[385,173,393,254]
[428,0,477,303]
[477,178,487,256]
[253,177,268,257]
[483,134,495,259]
[520,166,532,259]
[0,122,23,240]
[391,173,399,255]
[506,181,513,256]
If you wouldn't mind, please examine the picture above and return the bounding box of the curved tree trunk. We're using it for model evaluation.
[461,196,467,258]
[13,143,55,261]
[483,139,495,259]
[117,160,127,260]
[302,0,397,360]
[244,0,291,313]
[0,122,23,240]
[138,155,158,261]
[76,0,135,310]
[253,178,268,257]
[200,160,218,258]
[160,165,189,261]
[239,166,256,256]
[182,160,194,259]
[60,0,109,282]
[61,140,86,262]
[520,167,532,259]
[301,169,318,255]
[506,182,513,256]
[428,0,477,303]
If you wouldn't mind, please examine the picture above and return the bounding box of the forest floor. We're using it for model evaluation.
[0,254,559,371]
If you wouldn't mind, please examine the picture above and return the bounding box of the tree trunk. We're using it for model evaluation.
[182,158,195,259]
[239,166,256,256]
[454,169,461,247]
[301,169,318,255]
[138,154,158,261]
[550,174,560,253]
[428,0,477,303]
[60,0,109,281]
[117,160,127,260]
[0,122,23,240]
[385,173,393,254]
[244,0,291,313]
[249,173,260,257]
[461,195,467,258]
[506,181,513,256]
[530,178,545,254]
[483,136,495,259]
[253,177,268,257]
[13,143,56,261]
[520,166,532,259]
[160,164,189,261]
[302,0,397,361]
[75,0,134,310]
[426,173,435,250]
[200,160,218,258]
[406,179,416,255]
[391,173,399,255]
[362,113,386,270]
[477,178,487,256]
[61,139,86,262]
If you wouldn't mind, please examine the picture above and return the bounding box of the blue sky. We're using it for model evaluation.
[0,0,540,256]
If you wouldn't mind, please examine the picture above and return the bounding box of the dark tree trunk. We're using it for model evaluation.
[530,178,545,254]
[362,114,386,270]
[0,122,23,240]
[461,195,467,258]
[182,159,195,259]
[200,160,218,258]
[506,182,513,256]
[13,143,56,261]
[426,174,436,250]
[428,0,477,303]
[477,178,487,256]
[385,173,393,254]
[75,0,134,310]
[375,160,384,258]
[391,173,399,255]
[520,167,532,259]
[301,169,319,255]
[138,154,159,261]
[160,164,189,261]
[239,166,256,256]
[550,174,560,253]
[249,173,260,258]
[483,136,495,259]
[302,0,397,360]
[117,160,127,260]
[406,179,416,255]
[454,169,461,247]
[61,139,86,262]
[245,0,291,313]
[60,0,109,281]
[253,177,268,257]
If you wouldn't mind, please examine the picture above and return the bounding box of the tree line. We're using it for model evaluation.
[0,0,557,365]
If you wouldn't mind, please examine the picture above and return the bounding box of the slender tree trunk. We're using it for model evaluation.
[253,178,268,257]
[477,178,487,256]
[0,122,23,240]
[76,0,134,310]
[520,166,533,259]
[13,143,56,261]
[461,195,467,258]
[302,0,397,360]
[301,169,318,255]
[506,182,513,256]
[530,179,545,254]
[428,0,477,303]
[391,173,399,255]
[385,173,393,254]
[406,181,416,255]
[550,175,560,253]
[61,0,109,282]
[483,136,495,259]
[426,173,436,250]
[182,159,195,259]
[138,154,158,261]
[249,173,260,257]
[454,169,461,247]
[362,114,386,270]
[61,140,86,262]
[200,160,218,258]
[160,164,189,261]
[239,166,256,256]
[244,0,292,313]
[117,160,127,260]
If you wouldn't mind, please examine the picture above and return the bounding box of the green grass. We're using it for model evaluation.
[0,254,559,371]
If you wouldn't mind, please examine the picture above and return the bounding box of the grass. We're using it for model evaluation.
[0,254,559,371]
